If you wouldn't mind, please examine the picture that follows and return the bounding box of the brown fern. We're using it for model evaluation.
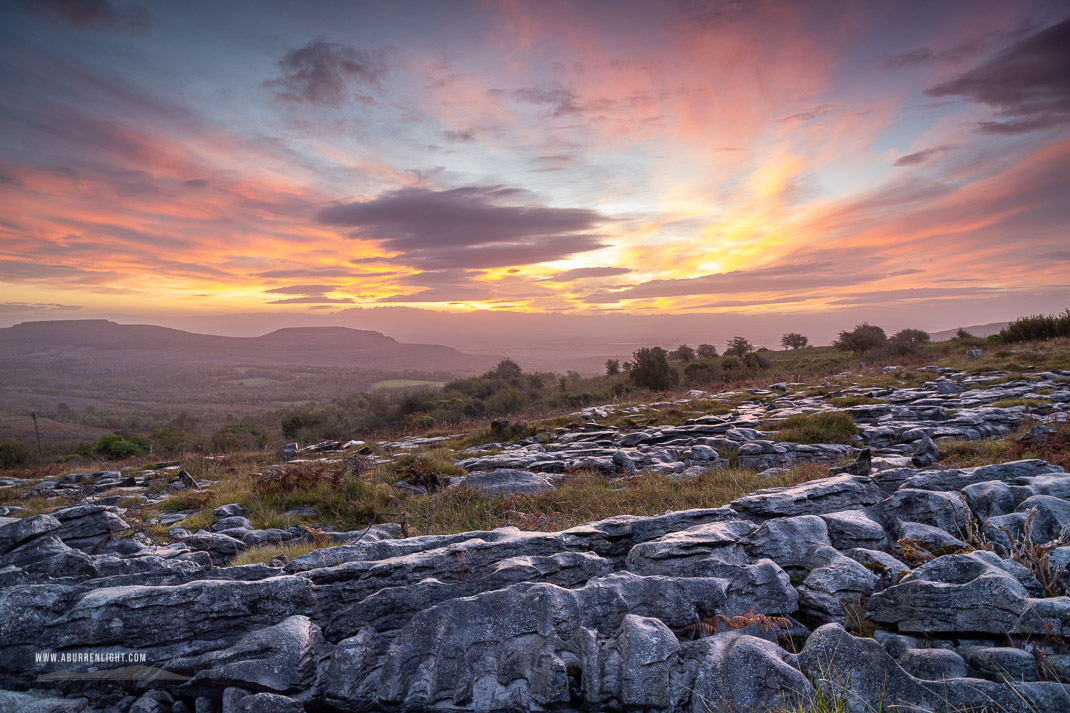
[682,608,794,638]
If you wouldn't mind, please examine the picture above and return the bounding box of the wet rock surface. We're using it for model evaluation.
[2,367,1070,711]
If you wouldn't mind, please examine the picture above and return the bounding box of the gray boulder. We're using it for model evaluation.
[865,551,1061,636]
[818,509,886,550]
[911,435,940,468]
[689,632,814,712]
[897,648,967,681]
[451,468,561,497]
[178,615,326,695]
[50,505,129,551]
[0,514,61,555]
[732,475,883,518]
[740,515,831,569]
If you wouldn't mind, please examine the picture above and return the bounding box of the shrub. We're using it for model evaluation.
[0,440,32,468]
[605,359,620,375]
[696,343,718,358]
[629,347,679,390]
[210,422,268,452]
[393,452,461,493]
[670,344,696,362]
[281,412,318,440]
[94,434,148,459]
[834,323,888,355]
[743,352,771,372]
[768,412,859,444]
[999,309,1070,343]
[780,332,809,350]
[148,427,197,457]
[684,360,722,386]
[890,328,930,355]
[486,386,528,415]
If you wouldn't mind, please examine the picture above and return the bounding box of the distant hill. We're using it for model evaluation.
[0,320,498,372]
[929,322,1009,341]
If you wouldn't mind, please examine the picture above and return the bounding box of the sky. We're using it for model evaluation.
[1,0,1069,348]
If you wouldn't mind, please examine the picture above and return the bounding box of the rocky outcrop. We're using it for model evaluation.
[4,457,1070,711]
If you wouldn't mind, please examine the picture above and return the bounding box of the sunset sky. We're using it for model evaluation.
[1,0,1068,345]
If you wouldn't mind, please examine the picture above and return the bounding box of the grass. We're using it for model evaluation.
[990,398,1047,409]
[939,438,1015,468]
[825,396,883,408]
[766,412,860,445]
[228,541,330,567]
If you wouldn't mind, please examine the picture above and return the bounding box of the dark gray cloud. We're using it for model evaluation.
[182,178,209,189]
[542,267,633,282]
[267,41,391,107]
[894,145,953,167]
[778,104,837,123]
[0,301,82,314]
[22,0,150,34]
[674,0,771,30]
[530,154,576,172]
[583,261,873,303]
[263,284,337,295]
[266,296,355,305]
[925,17,1070,134]
[877,27,1028,70]
[827,287,1008,305]
[379,269,497,303]
[320,185,608,269]
[443,129,476,143]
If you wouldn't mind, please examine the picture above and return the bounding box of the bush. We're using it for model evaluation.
[629,347,679,390]
[0,440,32,468]
[834,323,888,355]
[684,360,722,386]
[94,434,148,459]
[743,352,771,371]
[148,427,197,457]
[696,344,718,358]
[486,386,528,415]
[210,422,268,452]
[890,328,930,355]
[769,412,859,444]
[670,344,696,362]
[999,309,1070,343]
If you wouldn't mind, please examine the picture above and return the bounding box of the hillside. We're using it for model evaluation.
[0,320,500,442]
[0,320,498,371]
[929,322,1009,341]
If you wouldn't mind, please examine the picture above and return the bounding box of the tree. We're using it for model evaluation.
[955,328,974,340]
[488,358,523,385]
[890,328,931,355]
[670,344,696,362]
[696,343,718,358]
[605,359,620,375]
[833,323,888,355]
[724,336,754,358]
[780,332,809,350]
[629,347,678,390]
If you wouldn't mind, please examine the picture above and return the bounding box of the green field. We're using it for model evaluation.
[370,379,447,391]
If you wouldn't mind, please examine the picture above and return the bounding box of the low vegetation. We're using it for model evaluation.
[766,412,860,444]
[1,307,1067,471]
